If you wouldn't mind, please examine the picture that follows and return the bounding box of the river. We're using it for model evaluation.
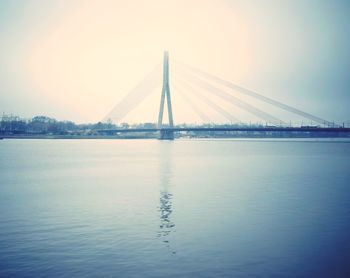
[0,139,349,277]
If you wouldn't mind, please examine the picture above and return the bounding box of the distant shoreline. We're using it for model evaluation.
[1,134,350,140]
[0,135,155,140]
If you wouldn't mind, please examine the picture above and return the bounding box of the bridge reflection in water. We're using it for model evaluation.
[157,142,176,254]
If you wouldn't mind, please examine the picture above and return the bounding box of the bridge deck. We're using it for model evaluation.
[97,127,350,133]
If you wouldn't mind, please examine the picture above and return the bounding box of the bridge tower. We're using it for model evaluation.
[158,51,174,140]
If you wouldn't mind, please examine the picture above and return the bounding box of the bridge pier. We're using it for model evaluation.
[159,129,174,140]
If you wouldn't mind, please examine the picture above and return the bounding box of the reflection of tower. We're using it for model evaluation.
[158,51,174,140]
[157,142,176,253]
[159,191,174,237]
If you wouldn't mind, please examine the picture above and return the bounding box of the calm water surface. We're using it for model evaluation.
[0,139,349,277]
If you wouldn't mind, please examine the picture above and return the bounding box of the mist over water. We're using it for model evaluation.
[0,139,350,277]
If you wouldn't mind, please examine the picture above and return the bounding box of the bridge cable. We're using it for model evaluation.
[176,62,334,127]
[174,68,285,125]
[102,64,161,122]
[171,83,211,123]
[172,76,240,123]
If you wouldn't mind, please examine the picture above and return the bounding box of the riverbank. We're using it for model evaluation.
[0,134,157,139]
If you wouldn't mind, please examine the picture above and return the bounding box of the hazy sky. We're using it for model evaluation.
[0,0,349,124]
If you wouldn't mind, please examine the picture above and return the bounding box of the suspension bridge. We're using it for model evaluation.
[100,52,349,140]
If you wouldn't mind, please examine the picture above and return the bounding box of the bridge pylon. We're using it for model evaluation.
[158,51,174,140]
